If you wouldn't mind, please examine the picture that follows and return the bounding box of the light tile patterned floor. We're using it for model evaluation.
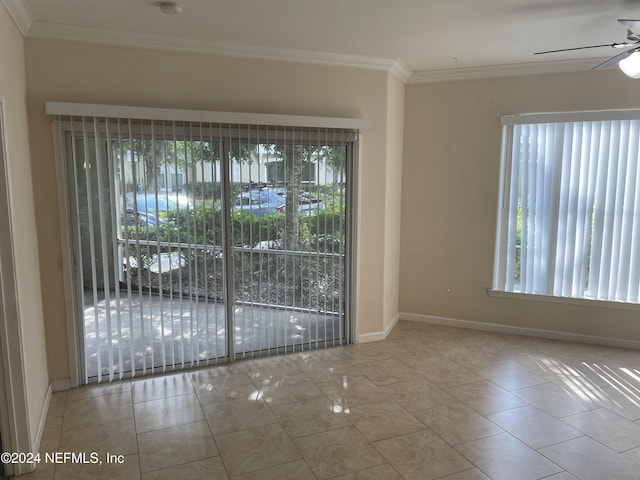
[20,321,640,479]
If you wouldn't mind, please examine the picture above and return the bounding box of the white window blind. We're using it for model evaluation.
[49,103,362,383]
[495,112,640,304]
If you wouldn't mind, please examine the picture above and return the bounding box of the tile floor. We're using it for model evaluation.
[21,320,640,479]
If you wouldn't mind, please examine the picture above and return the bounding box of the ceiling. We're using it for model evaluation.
[7,0,640,82]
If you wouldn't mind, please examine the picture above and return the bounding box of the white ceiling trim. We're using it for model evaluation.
[408,57,613,84]
[20,17,612,85]
[1,0,33,36]
[26,20,411,82]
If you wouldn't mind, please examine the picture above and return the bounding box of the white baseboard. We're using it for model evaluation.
[385,313,400,338]
[400,312,640,350]
[50,379,71,392]
[357,331,385,343]
[357,312,400,344]
[33,385,52,460]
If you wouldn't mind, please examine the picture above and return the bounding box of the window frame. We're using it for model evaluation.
[493,109,640,306]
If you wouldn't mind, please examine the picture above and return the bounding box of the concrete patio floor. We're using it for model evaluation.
[82,290,344,380]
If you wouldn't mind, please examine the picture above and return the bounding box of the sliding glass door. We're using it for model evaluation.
[64,119,229,381]
[230,132,352,358]
[55,116,356,383]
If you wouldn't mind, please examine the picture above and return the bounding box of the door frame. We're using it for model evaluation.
[0,100,34,476]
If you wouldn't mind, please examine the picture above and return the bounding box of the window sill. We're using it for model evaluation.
[487,289,640,311]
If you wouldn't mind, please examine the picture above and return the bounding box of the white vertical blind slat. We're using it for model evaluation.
[590,122,610,299]
[81,117,103,382]
[105,119,124,381]
[570,122,590,298]
[494,128,510,290]
[544,124,564,292]
[521,124,534,292]
[532,124,545,292]
[504,125,521,292]
[553,124,571,296]
[67,120,89,384]
[606,122,626,300]
[577,122,599,299]
[627,124,640,302]
[616,121,639,300]
[93,117,115,381]
[152,122,168,373]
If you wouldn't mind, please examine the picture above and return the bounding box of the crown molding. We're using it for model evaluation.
[407,57,613,83]
[26,21,408,78]
[24,19,610,84]
[0,0,33,35]
[389,60,411,83]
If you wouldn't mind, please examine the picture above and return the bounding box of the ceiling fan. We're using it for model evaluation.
[534,19,640,78]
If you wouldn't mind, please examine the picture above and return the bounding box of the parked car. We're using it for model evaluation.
[232,188,284,217]
[276,196,325,216]
[232,187,325,217]
[124,192,188,226]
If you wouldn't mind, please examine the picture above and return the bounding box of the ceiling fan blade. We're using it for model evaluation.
[534,43,631,55]
[618,19,640,35]
[592,47,640,70]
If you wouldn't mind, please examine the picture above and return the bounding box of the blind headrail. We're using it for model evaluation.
[501,109,640,126]
[45,102,371,130]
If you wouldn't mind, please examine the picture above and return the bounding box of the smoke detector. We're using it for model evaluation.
[160,2,183,15]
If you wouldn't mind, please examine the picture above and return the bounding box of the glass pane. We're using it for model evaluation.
[78,123,228,379]
[231,139,348,356]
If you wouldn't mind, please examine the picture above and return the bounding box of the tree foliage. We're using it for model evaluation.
[264,143,345,250]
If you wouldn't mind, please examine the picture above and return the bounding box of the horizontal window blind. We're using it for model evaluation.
[495,116,640,304]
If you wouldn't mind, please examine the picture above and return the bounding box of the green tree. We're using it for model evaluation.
[265,143,347,250]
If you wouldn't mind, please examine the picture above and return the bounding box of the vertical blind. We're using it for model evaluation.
[50,105,361,383]
[495,114,640,303]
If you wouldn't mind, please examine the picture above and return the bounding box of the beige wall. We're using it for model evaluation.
[0,7,49,448]
[24,39,399,381]
[401,70,640,341]
[382,72,405,330]
[28,34,640,385]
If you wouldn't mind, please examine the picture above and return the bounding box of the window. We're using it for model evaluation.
[494,110,640,304]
